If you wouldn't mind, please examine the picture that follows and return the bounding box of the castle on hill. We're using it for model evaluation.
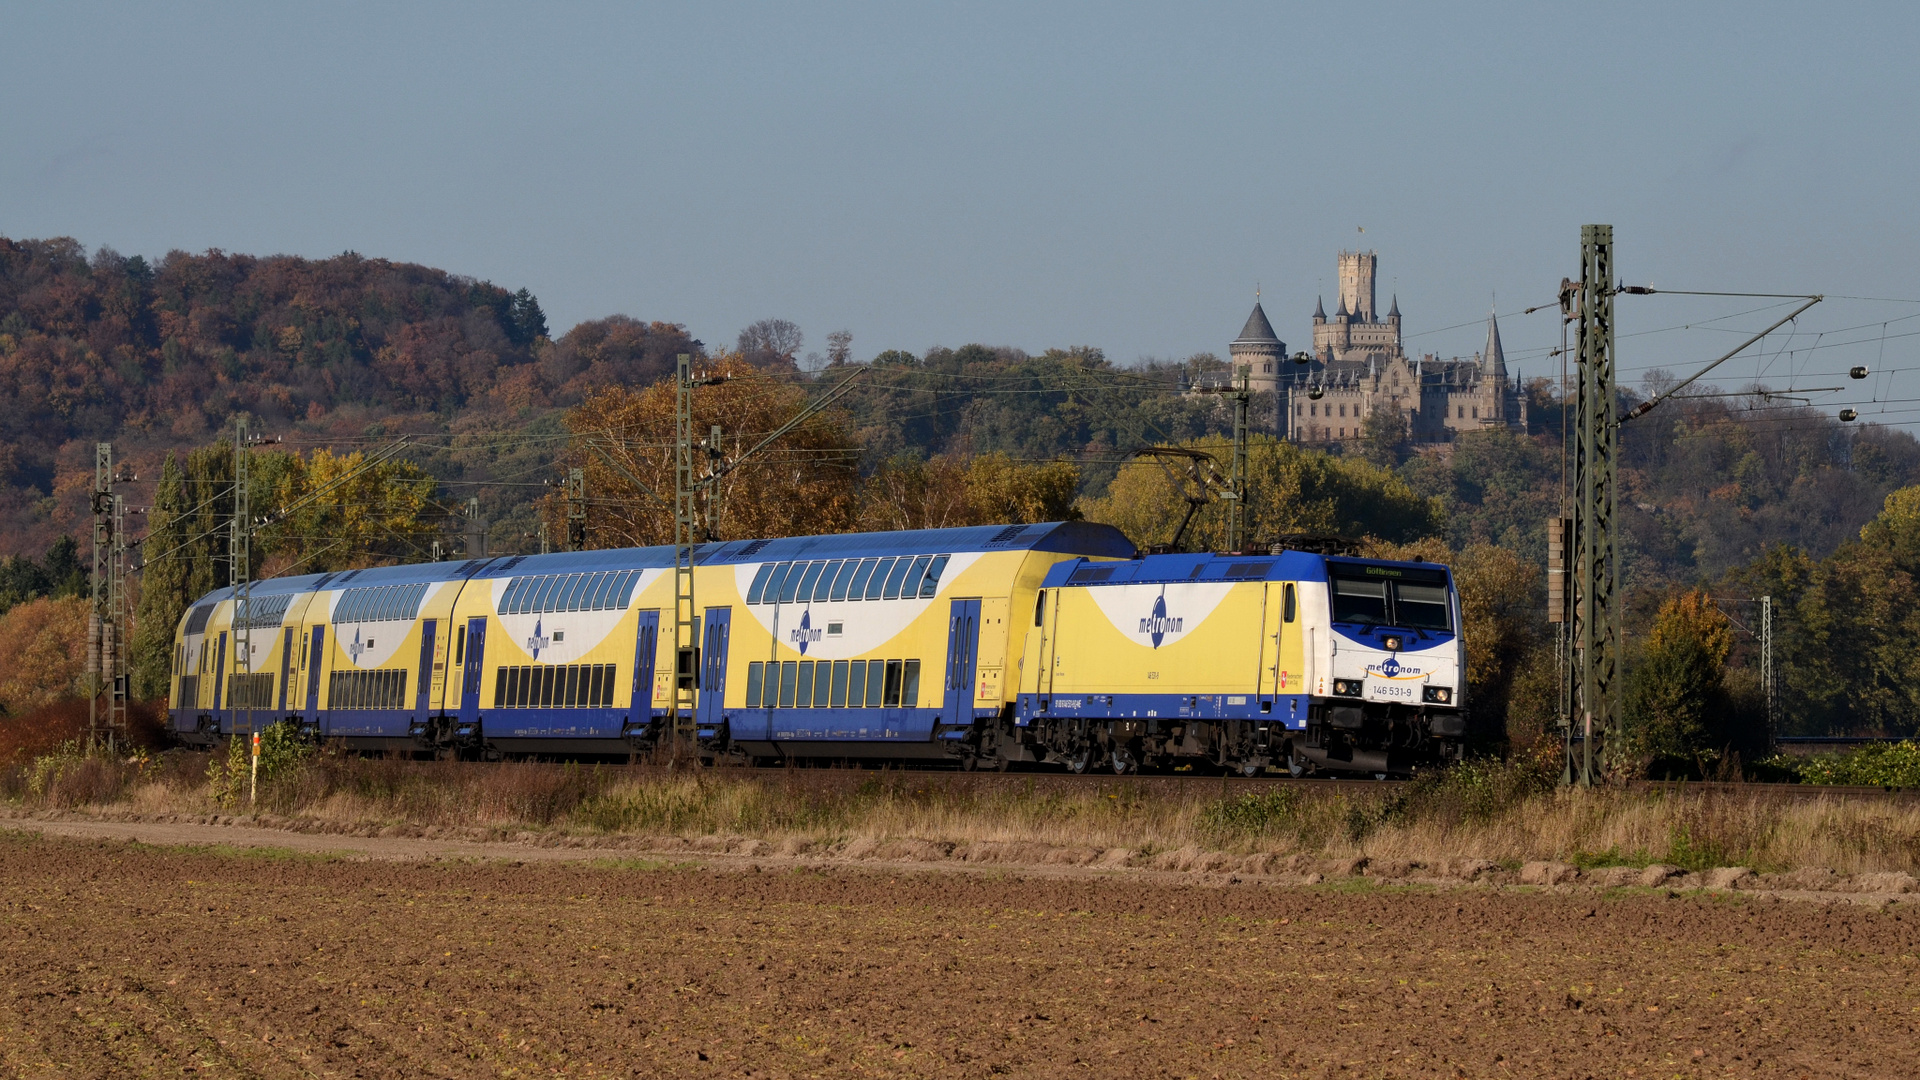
[1193,251,1526,446]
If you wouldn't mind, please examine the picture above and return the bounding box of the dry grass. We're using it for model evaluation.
[7,744,1920,874]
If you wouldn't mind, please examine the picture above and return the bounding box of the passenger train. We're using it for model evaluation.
[169,521,1467,775]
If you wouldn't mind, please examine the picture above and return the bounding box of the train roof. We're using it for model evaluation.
[188,521,1136,603]
[1038,549,1452,588]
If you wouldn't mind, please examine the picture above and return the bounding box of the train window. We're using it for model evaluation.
[779,562,808,604]
[746,661,765,707]
[830,660,849,706]
[527,576,556,612]
[847,660,867,706]
[901,660,921,706]
[573,573,599,609]
[858,558,889,600]
[847,558,880,600]
[559,575,588,611]
[829,560,858,600]
[883,660,904,707]
[865,660,887,707]
[813,663,832,707]
[1332,578,1389,625]
[1282,583,1296,623]
[455,626,466,665]
[899,555,933,599]
[758,563,786,604]
[813,560,841,603]
[778,660,798,707]
[881,558,914,600]
[500,578,524,613]
[1395,583,1452,631]
[615,571,640,608]
[1034,590,1047,626]
[494,668,509,708]
[584,572,613,609]
[796,662,815,708]
[919,554,949,598]
[796,562,827,604]
[857,558,888,600]
[746,564,776,604]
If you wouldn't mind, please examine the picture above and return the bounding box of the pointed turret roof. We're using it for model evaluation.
[1314,295,1326,320]
[1234,302,1281,345]
[1388,294,1400,318]
[1482,309,1507,380]
[1335,295,1349,318]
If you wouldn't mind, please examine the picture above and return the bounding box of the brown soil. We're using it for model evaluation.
[3,829,1918,1078]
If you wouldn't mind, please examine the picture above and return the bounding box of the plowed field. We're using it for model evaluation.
[2,831,1916,1079]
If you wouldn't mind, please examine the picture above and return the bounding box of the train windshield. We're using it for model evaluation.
[1331,578,1388,625]
[1329,563,1452,632]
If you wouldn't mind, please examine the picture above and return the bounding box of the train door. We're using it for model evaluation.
[415,620,438,716]
[1037,590,1060,699]
[1256,582,1284,702]
[277,627,294,713]
[630,610,659,725]
[305,626,326,716]
[942,598,982,728]
[698,607,731,731]
[212,631,228,728]
[458,618,487,730]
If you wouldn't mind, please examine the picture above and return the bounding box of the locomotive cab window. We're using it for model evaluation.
[1331,578,1388,625]
[1329,564,1453,632]
[1395,583,1451,631]
[1282,582,1296,623]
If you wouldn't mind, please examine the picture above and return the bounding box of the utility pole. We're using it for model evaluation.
[88,443,129,749]
[703,425,723,541]
[1565,224,1619,787]
[671,353,699,761]
[1760,594,1775,748]
[231,419,255,759]
[564,467,586,551]
[465,497,487,558]
[1226,364,1250,552]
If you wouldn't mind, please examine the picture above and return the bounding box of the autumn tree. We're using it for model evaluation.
[736,319,803,370]
[1624,589,1736,774]
[0,596,88,716]
[857,452,1080,532]
[1081,434,1441,552]
[556,355,861,546]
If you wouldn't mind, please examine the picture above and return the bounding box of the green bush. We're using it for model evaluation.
[1796,741,1920,788]
[206,721,313,808]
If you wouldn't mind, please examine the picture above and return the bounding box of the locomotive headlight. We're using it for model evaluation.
[1333,679,1364,698]
[1422,685,1453,704]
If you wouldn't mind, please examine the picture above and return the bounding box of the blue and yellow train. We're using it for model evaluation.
[169,521,1466,775]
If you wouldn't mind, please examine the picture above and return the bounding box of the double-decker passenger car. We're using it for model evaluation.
[170,521,1465,774]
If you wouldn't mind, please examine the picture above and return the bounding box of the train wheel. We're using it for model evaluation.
[1065,748,1092,774]
[1239,761,1261,778]
[1288,751,1309,779]
[1111,750,1135,775]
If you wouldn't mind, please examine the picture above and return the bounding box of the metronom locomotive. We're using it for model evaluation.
[169,521,1466,775]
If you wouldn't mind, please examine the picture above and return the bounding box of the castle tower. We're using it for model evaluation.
[1230,302,1285,385]
[1337,250,1377,323]
[1481,309,1507,381]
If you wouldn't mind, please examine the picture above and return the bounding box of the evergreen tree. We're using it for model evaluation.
[130,454,189,700]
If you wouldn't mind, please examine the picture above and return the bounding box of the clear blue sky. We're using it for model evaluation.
[6,2,1919,413]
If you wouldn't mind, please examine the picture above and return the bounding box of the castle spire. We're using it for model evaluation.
[1388,293,1400,318]
[1314,295,1326,320]
[1234,302,1280,344]
[1482,308,1507,380]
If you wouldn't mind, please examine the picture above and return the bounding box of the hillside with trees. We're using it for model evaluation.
[12,233,1920,753]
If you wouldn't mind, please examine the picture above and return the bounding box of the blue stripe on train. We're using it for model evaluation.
[1014,692,1310,729]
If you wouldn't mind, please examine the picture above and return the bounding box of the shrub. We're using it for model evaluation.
[1796,741,1920,788]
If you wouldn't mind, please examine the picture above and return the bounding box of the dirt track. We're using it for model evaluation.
[3,828,1918,1078]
